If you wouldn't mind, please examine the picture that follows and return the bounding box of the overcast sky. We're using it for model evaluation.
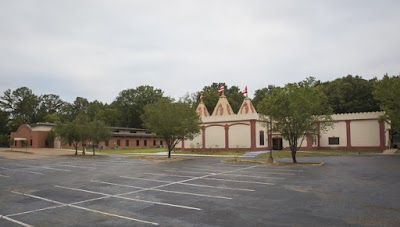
[0,0,399,103]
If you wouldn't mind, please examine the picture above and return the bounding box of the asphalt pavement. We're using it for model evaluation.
[0,154,399,226]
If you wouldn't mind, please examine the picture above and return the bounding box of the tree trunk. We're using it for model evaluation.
[75,147,78,155]
[93,147,95,155]
[167,141,172,158]
[291,146,297,163]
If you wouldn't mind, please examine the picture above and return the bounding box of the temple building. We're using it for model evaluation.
[176,94,391,151]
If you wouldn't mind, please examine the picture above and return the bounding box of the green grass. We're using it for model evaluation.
[257,149,382,158]
[96,148,246,156]
[173,150,246,156]
[96,148,167,154]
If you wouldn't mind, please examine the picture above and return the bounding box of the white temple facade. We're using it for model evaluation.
[176,95,391,151]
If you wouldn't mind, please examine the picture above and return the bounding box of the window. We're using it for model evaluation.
[30,140,33,146]
[160,140,163,146]
[153,140,156,146]
[15,140,17,146]
[312,136,317,145]
[144,140,147,146]
[259,131,265,146]
[136,140,140,146]
[125,140,129,147]
[328,137,339,145]
[105,140,109,146]
[117,140,120,146]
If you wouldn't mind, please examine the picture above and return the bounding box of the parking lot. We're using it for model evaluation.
[0,152,400,226]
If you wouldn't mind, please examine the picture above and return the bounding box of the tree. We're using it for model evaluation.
[113,85,164,128]
[142,98,201,158]
[87,120,112,155]
[193,83,244,114]
[373,74,400,132]
[36,94,67,122]
[318,75,380,113]
[0,87,40,130]
[258,82,332,163]
[54,121,83,155]
[54,114,89,155]
[252,87,274,109]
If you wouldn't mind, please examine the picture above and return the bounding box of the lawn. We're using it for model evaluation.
[96,148,166,154]
[96,148,246,156]
[257,149,382,158]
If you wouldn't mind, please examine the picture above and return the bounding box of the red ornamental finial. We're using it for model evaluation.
[240,86,248,97]
[218,83,225,95]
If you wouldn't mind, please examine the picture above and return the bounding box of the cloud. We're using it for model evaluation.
[0,0,399,103]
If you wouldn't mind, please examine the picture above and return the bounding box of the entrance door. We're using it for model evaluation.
[272,138,283,150]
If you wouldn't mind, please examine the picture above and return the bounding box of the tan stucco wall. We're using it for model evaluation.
[229,124,251,148]
[205,125,225,148]
[350,120,380,146]
[320,121,347,147]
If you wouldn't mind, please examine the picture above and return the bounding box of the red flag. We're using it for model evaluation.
[240,86,248,96]
[218,84,225,94]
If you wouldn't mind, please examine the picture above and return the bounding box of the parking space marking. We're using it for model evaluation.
[245,168,303,172]
[12,164,71,172]
[0,174,10,178]
[0,167,44,175]
[200,177,275,185]
[54,185,202,211]
[7,205,65,217]
[219,173,285,179]
[120,176,254,191]
[237,170,295,175]
[10,191,159,226]
[142,172,194,178]
[0,214,33,227]
[164,169,217,175]
[51,164,96,169]
[91,180,232,200]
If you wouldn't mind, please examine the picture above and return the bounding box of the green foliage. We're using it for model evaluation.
[373,74,400,132]
[87,120,112,155]
[258,82,332,163]
[318,75,380,113]
[142,98,201,158]
[193,83,245,114]
[113,85,164,128]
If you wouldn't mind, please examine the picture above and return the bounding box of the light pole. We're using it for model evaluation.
[267,85,274,163]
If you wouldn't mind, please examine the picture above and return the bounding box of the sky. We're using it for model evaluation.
[0,0,399,104]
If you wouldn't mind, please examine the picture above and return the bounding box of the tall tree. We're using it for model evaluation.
[194,83,244,114]
[373,74,400,132]
[258,82,332,163]
[0,87,39,130]
[87,120,112,155]
[114,85,164,128]
[319,75,380,113]
[37,94,67,122]
[142,98,201,158]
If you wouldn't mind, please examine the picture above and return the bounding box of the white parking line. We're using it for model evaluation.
[0,214,33,227]
[51,164,96,169]
[142,173,194,178]
[12,164,71,172]
[200,177,275,185]
[10,191,158,226]
[54,185,202,211]
[120,175,254,191]
[0,174,10,178]
[237,171,295,175]
[0,167,44,175]
[164,169,216,175]
[120,176,170,183]
[219,173,285,179]
[91,180,232,200]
